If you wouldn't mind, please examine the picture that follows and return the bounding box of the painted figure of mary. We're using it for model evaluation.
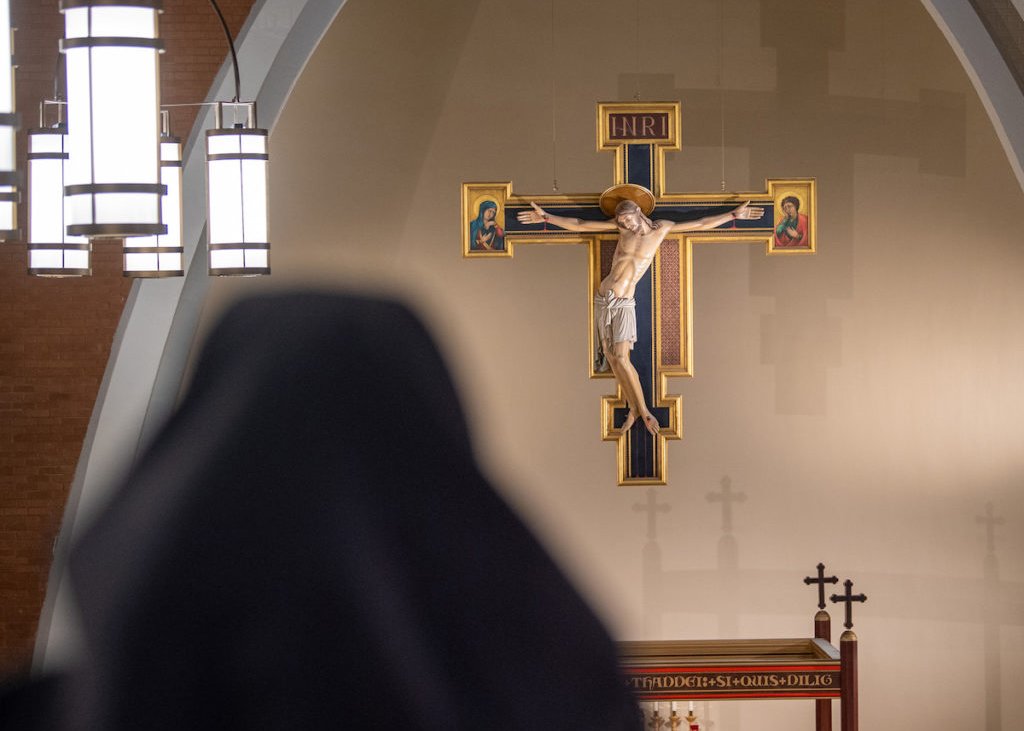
[470,200,505,251]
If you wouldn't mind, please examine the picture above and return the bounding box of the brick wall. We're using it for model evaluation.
[0,0,256,676]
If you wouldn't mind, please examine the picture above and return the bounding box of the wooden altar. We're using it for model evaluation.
[619,568,864,730]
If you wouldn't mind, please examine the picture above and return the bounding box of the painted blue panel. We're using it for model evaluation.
[626,144,653,190]
[653,203,771,229]
[503,203,607,234]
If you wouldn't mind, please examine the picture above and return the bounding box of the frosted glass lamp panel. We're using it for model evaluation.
[0,1,12,114]
[30,250,58,268]
[0,123,12,171]
[208,158,244,244]
[241,159,268,242]
[240,134,265,154]
[162,168,182,245]
[207,132,244,250]
[94,192,160,225]
[67,188,92,224]
[63,46,94,187]
[243,248,268,269]
[30,157,64,242]
[87,6,157,38]
[124,251,156,272]
[207,133,241,156]
[209,248,244,270]
[30,129,63,154]
[0,195,13,230]
[62,7,90,40]
[63,6,157,39]
[90,48,158,184]
[66,249,89,269]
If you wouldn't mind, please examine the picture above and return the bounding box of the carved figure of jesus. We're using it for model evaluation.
[517,197,763,435]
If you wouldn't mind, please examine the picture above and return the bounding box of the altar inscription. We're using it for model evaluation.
[626,668,841,700]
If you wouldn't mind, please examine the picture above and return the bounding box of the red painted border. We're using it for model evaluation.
[626,664,840,674]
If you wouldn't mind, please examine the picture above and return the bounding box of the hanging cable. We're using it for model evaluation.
[718,0,727,192]
[550,0,558,191]
[208,0,241,102]
[634,0,641,101]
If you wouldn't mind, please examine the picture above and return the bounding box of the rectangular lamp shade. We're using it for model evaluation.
[124,135,183,276]
[60,0,166,238]
[0,0,20,240]
[27,127,91,276]
[206,127,269,276]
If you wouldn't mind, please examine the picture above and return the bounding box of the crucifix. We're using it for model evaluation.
[462,101,816,485]
[830,579,867,631]
[804,562,839,611]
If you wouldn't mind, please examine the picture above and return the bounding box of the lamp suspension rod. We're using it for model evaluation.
[161,102,225,108]
[51,52,64,105]
[208,0,241,103]
[40,54,67,128]
[38,99,67,128]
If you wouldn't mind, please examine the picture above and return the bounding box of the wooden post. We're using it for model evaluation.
[815,609,832,731]
[805,563,838,731]
[840,630,858,731]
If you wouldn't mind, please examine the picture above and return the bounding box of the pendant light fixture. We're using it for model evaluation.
[59,0,166,241]
[206,101,269,276]
[27,108,91,276]
[205,0,269,276]
[15,0,271,279]
[0,0,20,240]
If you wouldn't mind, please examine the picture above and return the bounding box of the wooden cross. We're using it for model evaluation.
[462,101,816,485]
[633,488,670,541]
[804,562,839,610]
[976,502,1004,554]
[829,579,867,630]
[706,476,746,533]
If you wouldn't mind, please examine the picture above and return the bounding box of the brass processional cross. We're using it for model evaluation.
[462,102,816,485]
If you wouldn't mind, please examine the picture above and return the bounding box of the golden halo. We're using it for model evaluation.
[776,191,806,213]
[599,184,656,217]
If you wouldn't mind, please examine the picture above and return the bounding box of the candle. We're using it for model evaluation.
[688,701,694,712]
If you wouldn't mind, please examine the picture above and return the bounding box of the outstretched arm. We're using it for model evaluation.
[517,202,618,232]
[667,201,764,232]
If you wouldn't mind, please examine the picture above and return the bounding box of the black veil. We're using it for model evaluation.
[54,291,641,730]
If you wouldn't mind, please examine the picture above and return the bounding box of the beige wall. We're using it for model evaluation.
[201,0,1024,727]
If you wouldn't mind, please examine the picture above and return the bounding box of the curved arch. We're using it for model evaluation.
[921,0,1024,192]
